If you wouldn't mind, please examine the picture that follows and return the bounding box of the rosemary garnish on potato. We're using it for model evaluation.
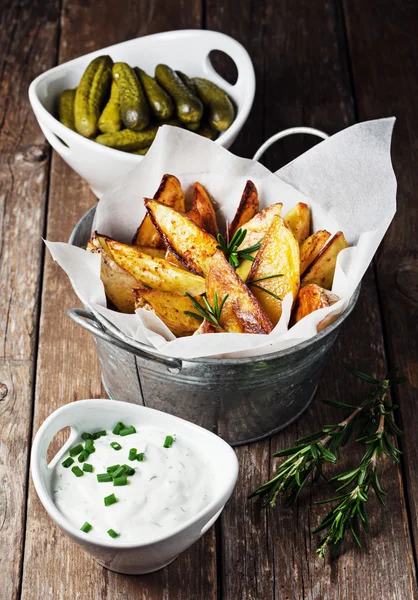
[185,292,228,329]
[249,367,407,558]
[216,228,262,268]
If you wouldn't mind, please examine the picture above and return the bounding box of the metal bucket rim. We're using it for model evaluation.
[69,206,360,365]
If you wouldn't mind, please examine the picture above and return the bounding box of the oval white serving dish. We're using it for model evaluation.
[31,399,238,574]
[28,29,255,197]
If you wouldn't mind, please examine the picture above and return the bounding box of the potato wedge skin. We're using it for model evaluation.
[228,180,259,238]
[133,174,186,248]
[300,230,331,276]
[87,239,138,313]
[104,237,206,296]
[185,208,205,229]
[283,202,311,244]
[248,217,300,325]
[206,250,273,334]
[133,284,202,336]
[236,202,283,282]
[301,231,348,290]
[292,283,339,325]
[192,182,219,236]
[145,199,218,276]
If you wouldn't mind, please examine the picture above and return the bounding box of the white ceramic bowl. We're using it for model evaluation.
[28,29,255,197]
[31,399,238,574]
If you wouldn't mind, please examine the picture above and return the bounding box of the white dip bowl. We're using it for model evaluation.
[31,399,238,574]
[28,29,255,197]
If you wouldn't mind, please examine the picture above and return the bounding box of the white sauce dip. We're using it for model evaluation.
[52,426,212,542]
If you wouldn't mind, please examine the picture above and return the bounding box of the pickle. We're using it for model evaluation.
[192,78,235,132]
[155,64,203,125]
[131,147,150,155]
[74,55,113,138]
[197,124,219,141]
[175,71,197,94]
[184,121,200,132]
[98,81,121,134]
[112,63,150,132]
[58,88,76,131]
[95,125,159,151]
[134,68,174,121]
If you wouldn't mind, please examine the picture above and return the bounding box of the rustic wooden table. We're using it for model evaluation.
[1,0,417,598]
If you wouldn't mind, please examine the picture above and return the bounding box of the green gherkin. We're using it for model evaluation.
[155,64,203,125]
[74,55,113,138]
[112,62,150,132]
[135,67,174,121]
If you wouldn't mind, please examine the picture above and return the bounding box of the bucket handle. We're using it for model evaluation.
[67,308,182,369]
[252,126,329,163]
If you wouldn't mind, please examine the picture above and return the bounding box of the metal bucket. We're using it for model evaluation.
[68,205,360,445]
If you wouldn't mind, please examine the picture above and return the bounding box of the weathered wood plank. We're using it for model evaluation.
[342,0,418,568]
[207,0,417,598]
[0,2,59,599]
[20,2,219,599]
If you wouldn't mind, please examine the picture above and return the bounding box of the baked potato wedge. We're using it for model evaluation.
[206,250,273,334]
[145,199,218,276]
[228,180,259,238]
[300,230,331,276]
[292,283,339,329]
[235,202,283,282]
[133,284,202,336]
[136,246,166,259]
[191,182,218,236]
[87,237,138,313]
[193,319,222,334]
[247,217,300,325]
[283,202,311,244]
[133,174,186,248]
[301,231,348,290]
[102,236,206,296]
[185,208,205,229]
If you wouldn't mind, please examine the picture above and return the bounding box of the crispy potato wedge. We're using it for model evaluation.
[247,217,300,325]
[192,182,219,236]
[292,284,339,329]
[283,202,311,244]
[145,199,218,276]
[136,245,166,259]
[133,284,202,336]
[133,174,186,248]
[87,238,138,313]
[235,202,283,282]
[228,180,259,238]
[300,230,331,276]
[301,231,348,290]
[206,250,273,333]
[193,319,222,334]
[103,236,206,296]
[185,208,205,229]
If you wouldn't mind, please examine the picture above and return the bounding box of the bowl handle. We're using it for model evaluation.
[38,120,72,157]
[252,126,329,163]
[67,308,182,369]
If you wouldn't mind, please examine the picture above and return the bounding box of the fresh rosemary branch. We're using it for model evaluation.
[249,367,407,557]
[184,292,228,328]
[216,228,263,268]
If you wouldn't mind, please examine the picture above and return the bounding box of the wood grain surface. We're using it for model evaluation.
[0,0,417,599]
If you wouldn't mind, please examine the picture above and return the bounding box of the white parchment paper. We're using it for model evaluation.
[46,118,397,358]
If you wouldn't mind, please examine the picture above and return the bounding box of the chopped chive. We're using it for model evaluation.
[78,450,90,463]
[111,465,126,479]
[104,493,117,507]
[92,430,107,440]
[72,466,84,477]
[163,435,175,448]
[120,426,136,437]
[110,442,122,451]
[97,473,113,483]
[112,422,125,435]
[123,464,135,476]
[81,432,93,440]
[106,464,120,474]
[85,439,95,454]
[107,529,119,538]
[62,457,74,468]
[69,444,83,457]
[136,452,145,462]
[113,476,128,486]
[80,521,92,533]
[128,448,137,461]
[83,463,93,473]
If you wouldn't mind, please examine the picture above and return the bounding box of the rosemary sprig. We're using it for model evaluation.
[184,292,228,329]
[216,228,263,268]
[249,367,407,557]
